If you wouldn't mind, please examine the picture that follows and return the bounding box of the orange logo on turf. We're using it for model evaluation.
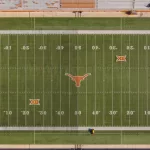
[29,99,40,105]
[116,55,126,62]
[65,73,91,87]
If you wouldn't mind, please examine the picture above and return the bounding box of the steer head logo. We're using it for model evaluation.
[65,73,91,87]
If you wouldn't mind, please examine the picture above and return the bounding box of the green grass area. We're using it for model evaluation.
[0,34,150,127]
[1,18,150,30]
[0,131,150,144]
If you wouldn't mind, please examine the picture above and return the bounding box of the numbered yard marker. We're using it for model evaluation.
[116,55,126,62]
[29,99,40,105]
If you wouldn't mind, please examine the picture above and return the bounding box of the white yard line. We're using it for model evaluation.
[33,17,36,144]
[95,35,97,126]
[42,34,45,126]
[0,35,2,125]
[69,34,70,126]
[50,36,53,126]
[8,34,10,126]
[86,34,87,126]
[120,17,123,143]
[138,35,140,126]
[112,34,114,126]
[129,35,131,126]
[103,35,105,126]
[121,34,123,127]
[77,34,78,126]
[121,34,123,144]
[60,34,62,127]
[25,35,27,126]
[17,35,18,126]
[146,35,149,126]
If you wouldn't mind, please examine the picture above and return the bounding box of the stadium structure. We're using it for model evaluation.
[0,0,150,12]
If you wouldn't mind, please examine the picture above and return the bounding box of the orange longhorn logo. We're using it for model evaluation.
[116,55,126,62]
[65,73,91,87]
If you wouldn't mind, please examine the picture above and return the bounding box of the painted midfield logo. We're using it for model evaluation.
[65,73,91,87]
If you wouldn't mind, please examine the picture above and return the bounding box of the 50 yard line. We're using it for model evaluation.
[86,34,87,126]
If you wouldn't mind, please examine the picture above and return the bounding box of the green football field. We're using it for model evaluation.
[0,33,150,127]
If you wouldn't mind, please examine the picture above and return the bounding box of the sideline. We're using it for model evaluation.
[0,145,150,148]
[0,126,150,130]
[0,30,150,34]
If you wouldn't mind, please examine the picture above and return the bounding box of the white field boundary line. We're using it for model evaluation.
[1,127,150,130]
[2,30,150,34]
[2,145,150,149]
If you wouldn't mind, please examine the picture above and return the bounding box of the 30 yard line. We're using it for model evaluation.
[8,34,10,126]
[86,34,87,126]
[103,35,105,126]
[17,35,19,126]
[112,34,114,126]
[129,35,131,126]
[138,35,140,126]
[42,34,45,126]
[146,35,149,126]
[60,34,62,126]
[94,35,97,126]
